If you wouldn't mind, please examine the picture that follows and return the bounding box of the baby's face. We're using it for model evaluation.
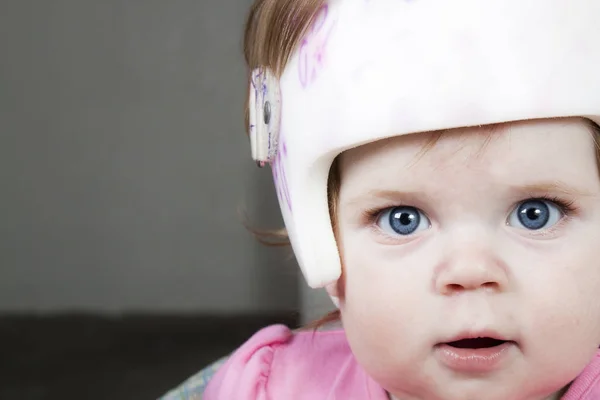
[335,118,600,400]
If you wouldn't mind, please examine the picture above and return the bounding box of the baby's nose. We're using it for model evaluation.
[434,247,509,296]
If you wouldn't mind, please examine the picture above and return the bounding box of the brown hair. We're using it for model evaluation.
[243,0,325,138]
[242,0,600,331]
[243,0,335,329]
[240,0,324,248]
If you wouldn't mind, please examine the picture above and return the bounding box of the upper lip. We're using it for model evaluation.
[441,330,511,344]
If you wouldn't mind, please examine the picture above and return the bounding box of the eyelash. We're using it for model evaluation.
[534,195,577,216]
[361,195,578,226]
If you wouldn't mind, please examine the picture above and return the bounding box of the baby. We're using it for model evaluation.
[205,0,600,399]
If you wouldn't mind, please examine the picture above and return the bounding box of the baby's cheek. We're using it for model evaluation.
[521,263,600,385]
[342,298,433,398]
[564,257,600,337]
[341,258,428,371]
[534,279,599,336]
[524,244,600,335]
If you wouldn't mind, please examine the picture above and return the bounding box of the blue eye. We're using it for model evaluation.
[507,199,562,230]
[377,206,431,236]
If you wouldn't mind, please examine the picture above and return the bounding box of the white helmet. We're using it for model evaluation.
[248,0,600,291]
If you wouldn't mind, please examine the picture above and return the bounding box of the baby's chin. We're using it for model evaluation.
[384,382,566,400]
[370,360,571,400]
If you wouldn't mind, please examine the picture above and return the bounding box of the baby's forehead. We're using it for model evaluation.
[338,118,598,188]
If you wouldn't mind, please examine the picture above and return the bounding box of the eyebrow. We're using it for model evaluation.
[346,181,597,206]
[509,181,597,198]
[344,189,421,208]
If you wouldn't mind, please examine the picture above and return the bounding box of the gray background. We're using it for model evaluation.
[0,0,332,316]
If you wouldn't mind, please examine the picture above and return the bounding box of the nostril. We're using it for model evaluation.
[445,283,464,294]
[443,281,499,295]
[482,282,499,289]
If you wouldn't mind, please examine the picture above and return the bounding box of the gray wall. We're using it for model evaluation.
[0,0,300,314]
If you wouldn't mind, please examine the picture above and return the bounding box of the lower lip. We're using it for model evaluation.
[434,342,515,373]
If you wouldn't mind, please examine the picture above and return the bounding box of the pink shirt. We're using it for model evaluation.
[204,324,600,399]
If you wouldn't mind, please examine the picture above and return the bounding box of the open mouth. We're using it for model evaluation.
[435,336,515,372]
[445,337,508,349]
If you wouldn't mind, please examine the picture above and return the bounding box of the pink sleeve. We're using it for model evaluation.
[203,324,293,400]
